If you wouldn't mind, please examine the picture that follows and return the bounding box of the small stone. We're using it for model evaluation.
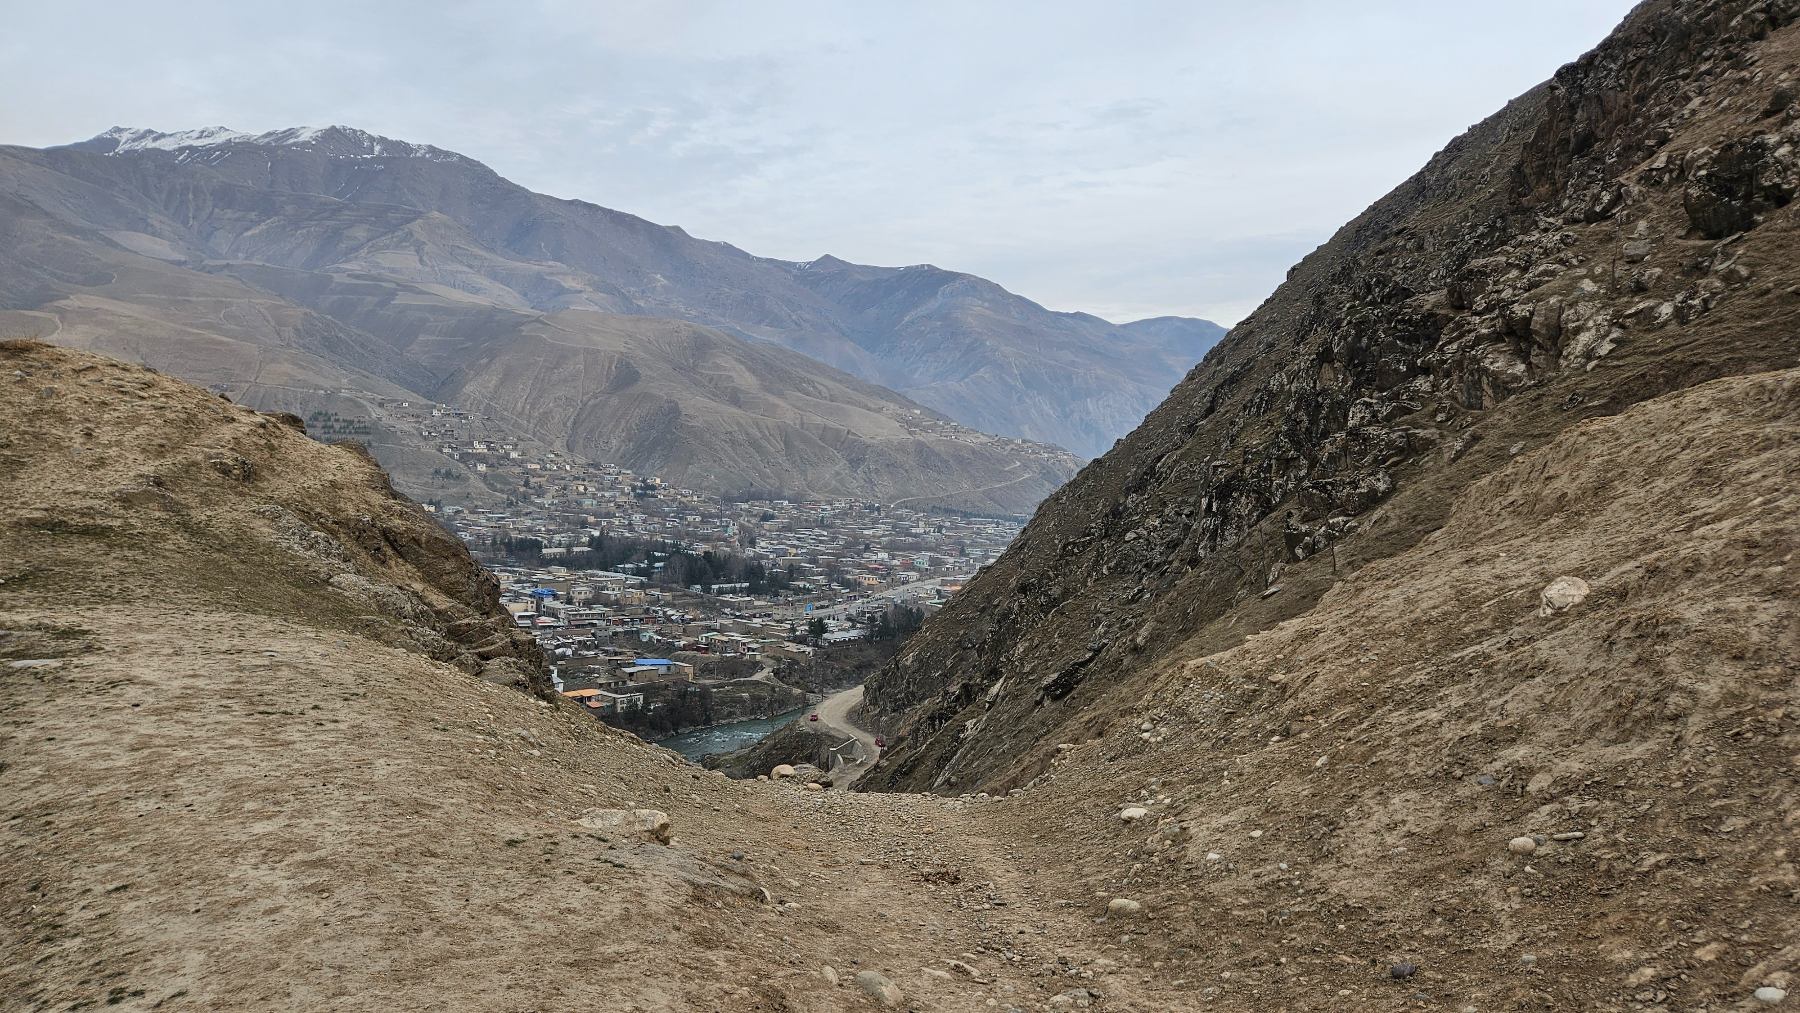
[854,970,904,1007]
[1551,832,1585,841]
[1508,836,1538,855]
[1119,806,1149,823]
[820,965,839,986]
[729,851,746,861]
[1107,898,1143,917]
[1755,986,1787,1005]
[1520,954,1537,967]
[1390,961,1417,980]
[771,764,796,779]
[1538,576,1590,616]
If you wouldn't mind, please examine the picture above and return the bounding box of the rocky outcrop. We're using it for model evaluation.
[703,720,847,779]
[863,0,1800,793]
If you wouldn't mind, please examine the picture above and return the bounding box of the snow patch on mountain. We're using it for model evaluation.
[87,125,466,162]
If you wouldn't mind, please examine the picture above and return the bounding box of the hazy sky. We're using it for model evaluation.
[2,0,1638,325]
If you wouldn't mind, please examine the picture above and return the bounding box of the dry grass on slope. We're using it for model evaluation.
[974,368,1799,1010]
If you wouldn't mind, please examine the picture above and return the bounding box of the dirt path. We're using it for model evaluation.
[0,609,1166,1012]
[813,685,883,786]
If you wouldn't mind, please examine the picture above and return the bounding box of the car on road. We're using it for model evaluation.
[808,713,819,722]
[874,736,885,748]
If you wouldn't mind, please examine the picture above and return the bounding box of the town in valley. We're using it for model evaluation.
[316,394,1025,745]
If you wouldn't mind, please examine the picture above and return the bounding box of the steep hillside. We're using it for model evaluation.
[435,311,1077,510]
[864,0,1800,799]
[3,124,1218,458]
[783,256,1226,456]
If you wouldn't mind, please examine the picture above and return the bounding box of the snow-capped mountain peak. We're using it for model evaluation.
[81,125,466,162]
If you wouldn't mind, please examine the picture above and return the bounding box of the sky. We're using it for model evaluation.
[1,0,1639,326]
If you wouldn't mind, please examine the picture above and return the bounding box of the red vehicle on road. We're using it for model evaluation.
[808,713,819,722]
[874,736,886,748]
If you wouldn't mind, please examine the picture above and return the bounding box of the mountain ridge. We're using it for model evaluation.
[25,122,1223,457]
[0,134,1082,510]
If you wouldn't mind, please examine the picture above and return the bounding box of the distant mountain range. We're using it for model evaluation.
[0,124,1222,504]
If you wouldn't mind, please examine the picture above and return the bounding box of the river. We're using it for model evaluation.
[656,706,808,762]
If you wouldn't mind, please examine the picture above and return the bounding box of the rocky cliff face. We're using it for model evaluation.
[863,0,1800,793]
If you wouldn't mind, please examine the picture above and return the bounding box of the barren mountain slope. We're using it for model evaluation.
[437,310,1080,511]
[782,257,1226,456]
[964,366,1799,1008]
[864,0,1800,792]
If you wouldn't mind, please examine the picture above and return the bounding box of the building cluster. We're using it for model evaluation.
[345,397,1026,724]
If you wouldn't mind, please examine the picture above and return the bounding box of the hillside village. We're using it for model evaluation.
[333,395,1024,734]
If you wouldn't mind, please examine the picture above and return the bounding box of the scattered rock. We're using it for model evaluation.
[1106,898,1143,917]
[1755,986,1787,1005]
[853,969,904,1007]
[1118,806,1149,823]
[1508,836,1538,855]
[820,965,839,986]
[1390,961,1417,980]
[771,764,796,779]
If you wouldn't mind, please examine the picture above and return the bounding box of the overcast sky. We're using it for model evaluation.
[2,0,1638,325]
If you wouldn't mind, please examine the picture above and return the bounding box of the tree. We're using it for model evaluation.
[807,617,827,639]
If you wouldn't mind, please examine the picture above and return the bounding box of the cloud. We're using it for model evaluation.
[0,0,1640,325]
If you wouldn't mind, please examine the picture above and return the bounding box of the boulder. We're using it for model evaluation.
[1539,576,1591,617]
[1107,897,1143,916]
[853,970,904,1007]
[575,808,673,845]
[771,764,797,779]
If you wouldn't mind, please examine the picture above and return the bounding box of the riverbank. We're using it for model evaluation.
[654,706,810,762]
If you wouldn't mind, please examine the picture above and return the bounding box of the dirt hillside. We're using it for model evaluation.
[865,0,1800,794]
